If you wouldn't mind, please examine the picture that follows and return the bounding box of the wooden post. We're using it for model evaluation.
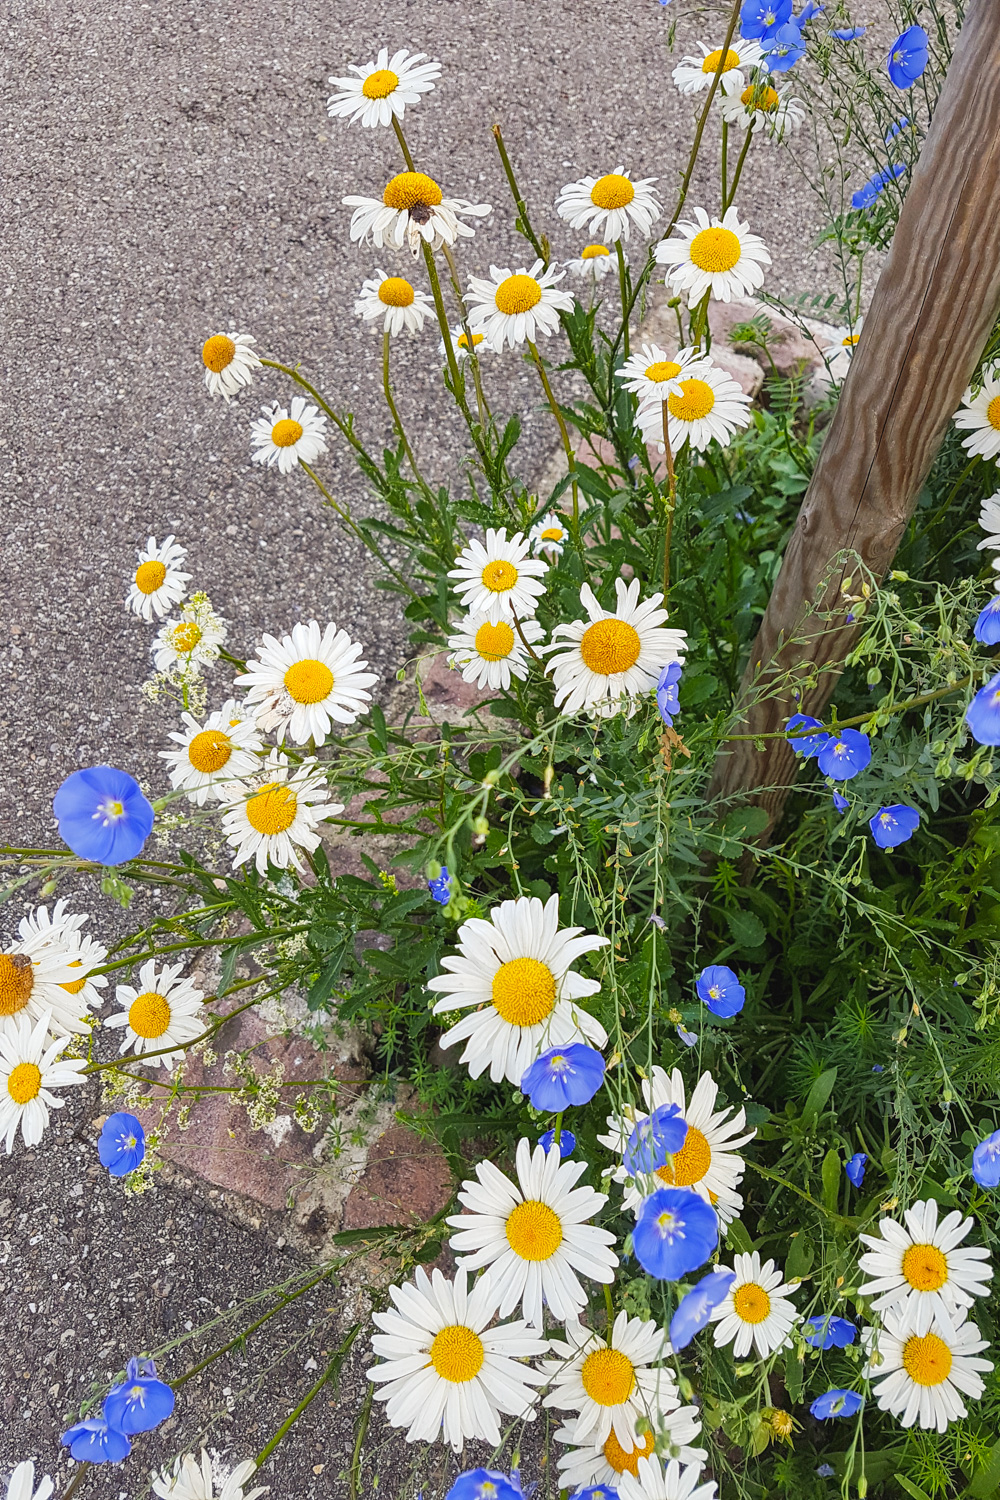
[709,0,1000,828]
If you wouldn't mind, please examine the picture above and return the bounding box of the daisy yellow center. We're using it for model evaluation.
[581,244,611,260]
[474,620,515,662]
[668,378,716,422]
[769,1409,794,1438]
[457,331,485,350]
[129,991,171,1039]
[61,961,88,996]
[188,730,233,773]
[505,1199,563,1261]
[428,1324,485,1383]
[378,277,415,308]
[842,333,861,347]
[902,1243,948,1292]
[645,359,683,383]
[491,956,557,1026]
[246,783,298,836]
[655,1125,712,1187]
[987,395,1000,431]
[902,1331,953,1387]
[0,954,34,1016]
[362,68,399,100]
[135,560,167,594]
[383,172,443,211]
[703,47,742,73]
[603,1428,656,1476]
[733,1282,771,1324]
[271,418,304,448]
[590,174,635,211]
[284,659,335,704]
[7,1062,42,1105]
[494,275,542,316]
[579,618,642,676]
[202,334,236,373]
[688,226,743,273]
[580,1347,636,1406]
[741,83,781,111]
[481,559,519,593]
[541,526,564,540]
[171,622,202,654]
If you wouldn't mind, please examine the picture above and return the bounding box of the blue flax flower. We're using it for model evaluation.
[741,0,792,41]
[98,1112,146,1177]
[869,804,919,849]
[521,1044,606,1110]
[832,791,849,814]
[802,1314,857,1350]
[624,1104,687,1176]
[810,1389,864,1420]
[787,714,830,757]
[851,164,906,210]
[428,866,452,905]
[539,1126,576,1158]
[762,20,807,69]
[967,672,1000,745]
[887,24,928,88]
[53,766,154,865]
[816,1466,836,1479]
[633,1187,718,1280]
[670,1267,737,1349]
[884,116,910,142]
[975,597,1000,644]
[845,1152,867,1188]
[103,1357,174,1436]
[817,729,871,781]
[656,662,682,727]
[696,964,745,1018]
[446,1472,523,1500]
[832,25,865,39]
[61,1418,131,1465]
[676,1024,698,1048]
[575,1489,619,1500]
[972,1129,1000,1188]
[797,1,823,21]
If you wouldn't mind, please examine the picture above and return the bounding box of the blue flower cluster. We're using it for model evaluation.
[62,1357,174,1464]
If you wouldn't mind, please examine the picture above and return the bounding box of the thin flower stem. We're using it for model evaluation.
[616,241,630,361]
[300,461,420,600]
[258,359,367,461]
[660,401,677,597]
[722,125,755,212]
[553,1111,563,1148]
[512,610,547,671]
[255,1333,358,1468]
[390,115,416,170]
[173,1267,338,1390]
[81,985,266,1074]
[723,674,975,742]
[603,1281,615,1332]
[421,242,488,465]
[526,339,581,545]
[491,124,547,262]
[440,240,492,431]
[349,1380,375,1500]
[91,930,310,977]
[381,329,435,504]
[55,1464,90,1500]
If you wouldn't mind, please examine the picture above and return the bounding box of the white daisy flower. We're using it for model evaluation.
[672,40,765,95]
[354,269,434,336]
[710,1250,799,1359]
[447,610,543,693]
[4,1460,54,1500]
[126,535,190,622]
[976,491,1000,551]
[49,932,109,1020]
[448,528,548,623]
[152,1452,268,1500]
[556,1404,708,1491]
[152,597,228,676]
[655,205,771,306]
[0,925,85,1042]
[863,1305,992,1433]
[200,333,261,402]
[528,512,569,559]
[564,244,616,280]
[16,899,88,948]
[439,324,490,361]
[0,1013,86,1153]
[599,1066,755,1226]
[619,1455,718,1500]
[618,344,711,405]
[249,397,328,474]
[14,903,107,1021]
[428,893,609,1087]
[541,1311,675,1452]
[465,260,574,351]
[236,619,377,746]
[637,360,753,455]
[954,366,1000,464]
[857,1199,993,1335]
[160,702,265,806]
[545,578,687,720]
[220,752,340,876]
[367,1264,547,1452]
[447,1136,618,1329]
[105,960,206,1070]
[344,171,491,257]
[718,81,805,140]
[555,168,661,244]
[819,316,864,384]
[326,47,441,130]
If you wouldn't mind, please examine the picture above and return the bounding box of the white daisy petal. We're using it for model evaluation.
[236,619,377,745]
[862,1305,993,1433]
[709,1251,799,1359]
[125,534,191,622]
[200,332,261,402]
[654,205,771,307]
[160,700,264,805]
[544,577,687,721]
[447,610,544,692]
[555,168,661,245]
[465,260,574,351]
[344,170,491,258]
[249,395,329,475]
[636,356,752,455]
[857,1198,993,1333]
[542,1313,675,1455]
[448,528,548,624]
[327,48,441,130]
[954,366,1000,465]
[0,1012,87,1153]
[219,750,341,878]
[152,1449,268,1500]
[354,269,435,336]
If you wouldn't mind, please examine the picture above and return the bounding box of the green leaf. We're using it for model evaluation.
[368,703,389,754]
[801,1068,838,1130]
[784,1344,804,1404]
[967,1437,1000,1497]
[727,909,766,948]
[895,1476,934,1500]
[822,1148,842,1214]
[785,1231,814,1281]
[725,1217,754,1254]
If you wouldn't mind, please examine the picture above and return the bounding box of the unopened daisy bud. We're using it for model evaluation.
[471,816,489,836]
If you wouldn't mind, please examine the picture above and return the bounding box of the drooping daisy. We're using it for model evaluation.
[555,169,661,244]
[354,270,434,336]
[152,1452,268,1500]
[447,1136,618,1329]
[440,324,490,361]
[528,512,569,559]
[344,172,492,257]
[718,81,805,140]
[0,1013,87,1153]
[160,703,264,805]
[655,206,771,306]
[249,397,328,474]
[618,344,710,405]
[545,578,687,720]
[448,528,548,623]
[599,1067,755,1226]
[4,1460,54,1500]
[820,317,864,383]
[710,1251,799,1359]
[564,244,615,281]
[953,366,1000,464]
[857,1199,993,1334]
[236,619,377,745]
[672,40,765,94]
[618,1456,718,1500]
[465,261,575,351]
[428,893,609,1086]
[556,1404,707,1490]
[447,611,544,693]
[637,361,753,454]
[367,1265,547,1452]
[977,490,1000,552]
[220,752,339,876]
[0,924,85,1041]
[326,47,441,129]
[152,597,228,676]
[125,536,191,622]
[542,1311,674,1451]
[863,1306,993,1433]
[200,333,261,402]
[105,960,206,1069]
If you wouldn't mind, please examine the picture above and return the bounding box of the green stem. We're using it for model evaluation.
[300,461,420,600]
[512,610,547,670]
[603,1281,615,1332]
[258,359,369,462]
[552,1111,563,1148]
[491,124,547,261]
[440,240,492,432]
[723,673,975,742]
[174,1267,337,1390]
[527,339,581,548]
[55,1465,89,1500]
[422,241,486,462]
[349,1380,375,1500]
[390,115,416,170]
[382,330,435,504]
[616,241,630,362]
[81,986,265,1074]
[660,400,677,597]
[256,1337,356,1468]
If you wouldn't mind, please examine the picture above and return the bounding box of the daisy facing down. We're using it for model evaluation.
[152,1451,268,1500]
[564,244,615,281]
[465,261,574,351]
[555,169,661,244]
[200,333,261,402]
[354,270,434,336]
[545,578,687,720]
[428,893,609,1086]
[541,1311,674,1451]
[160,702,264,805]
[857,1198,993,1334]
[637,361,752,455]
[0,1012,86,1153]
[718,82,804,142]
[344,171,491,256]
[236,619,378,745]
[447,611,544,693]
[710,1251,799,1359]
[220,752,340,876]
[863,1305,993,1432]
[326,47,441,129]
[249,397,328,474]
[655,206,771,306]
[448,528,548,623]
[106,960,206,1070]
[126,535,190,622]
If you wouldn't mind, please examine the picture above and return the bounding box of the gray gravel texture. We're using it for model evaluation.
[2,0,885,1495]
